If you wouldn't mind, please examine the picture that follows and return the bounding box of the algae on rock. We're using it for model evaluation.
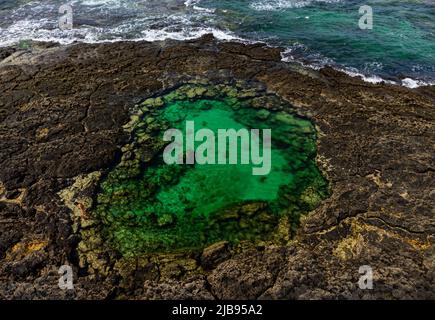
[91,84,329,256]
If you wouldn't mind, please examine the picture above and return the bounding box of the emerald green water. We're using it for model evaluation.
[94,90,328,255]
[158,107,291,215]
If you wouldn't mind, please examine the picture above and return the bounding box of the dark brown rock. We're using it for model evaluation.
[0,35,433,299]
[200,241,230,270]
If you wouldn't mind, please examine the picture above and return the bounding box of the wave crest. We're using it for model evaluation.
[250,0,341,11]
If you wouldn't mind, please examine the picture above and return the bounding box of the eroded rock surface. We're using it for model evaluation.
[0,36,433,299]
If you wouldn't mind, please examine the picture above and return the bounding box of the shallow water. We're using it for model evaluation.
[94,88,328,255]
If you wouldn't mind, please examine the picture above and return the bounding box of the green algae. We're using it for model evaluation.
[93,85,328,255]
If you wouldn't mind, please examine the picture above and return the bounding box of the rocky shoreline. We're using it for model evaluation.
[0,35,434,299]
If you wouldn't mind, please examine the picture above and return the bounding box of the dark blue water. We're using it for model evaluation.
[0,0,434,87]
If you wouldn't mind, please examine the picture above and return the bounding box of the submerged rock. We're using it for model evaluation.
[90,85,327,255]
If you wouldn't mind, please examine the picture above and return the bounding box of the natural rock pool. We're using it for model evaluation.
[93,84,328,255]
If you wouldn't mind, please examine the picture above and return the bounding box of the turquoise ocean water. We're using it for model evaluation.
[0,0,433,86]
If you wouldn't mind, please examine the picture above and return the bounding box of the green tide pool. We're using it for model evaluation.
[93,86,329,255]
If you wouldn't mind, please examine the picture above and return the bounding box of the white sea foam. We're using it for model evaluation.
[281,48,434,88]
[193,6,216,13]
[0,17,241,47]
[340,69,395,85]
[77,0,124,8]
[251,0,341,11]
[184,0,199,7]
[340,69,435,88]
[404,78,425,88]
[0,0,432,89]
[184,0,215,13]
[0,0,237,47]
[139,27,241,42]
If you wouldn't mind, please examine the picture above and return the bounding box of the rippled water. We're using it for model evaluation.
[0,0,434,86]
